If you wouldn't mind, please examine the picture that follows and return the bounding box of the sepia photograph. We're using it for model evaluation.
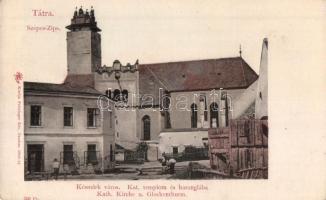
[24,5,268,181]
[1,0,325,199]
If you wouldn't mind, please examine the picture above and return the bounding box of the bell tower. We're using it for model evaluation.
[66,6,101,74]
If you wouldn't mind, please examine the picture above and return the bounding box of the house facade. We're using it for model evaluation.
[24,82,116,174]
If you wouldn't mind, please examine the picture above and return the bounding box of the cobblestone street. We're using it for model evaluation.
[27,160,211,181]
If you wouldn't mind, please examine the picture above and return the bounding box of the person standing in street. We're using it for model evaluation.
[167,158,176,174]
[52,158,60,180]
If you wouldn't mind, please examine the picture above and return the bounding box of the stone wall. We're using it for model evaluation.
[67,31,101,74]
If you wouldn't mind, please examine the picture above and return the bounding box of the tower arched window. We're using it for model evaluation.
[122,90,128,103]
[142,115,151,140]
[210,102,219,128]
[191,103,198,128]
[113,89,120,101]
[105,89,112,99]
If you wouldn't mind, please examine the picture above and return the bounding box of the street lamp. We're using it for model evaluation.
[114,71,121,80]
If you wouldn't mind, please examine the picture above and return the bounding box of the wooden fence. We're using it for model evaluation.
[208,119,268,179]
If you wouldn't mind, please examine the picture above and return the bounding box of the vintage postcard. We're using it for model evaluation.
[0,0,325,200]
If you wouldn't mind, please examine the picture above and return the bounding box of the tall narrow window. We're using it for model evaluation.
[165,111,171,129]
[30,105,42,126]
[200,95,208,121]
[142,115,151,140]
[87,108,98,127]
[109,112,113,128]
[122,90,128,103]
[191,103,198,128]
[109,90,112,99]
[105,89,112,99]
[87,144,97,165]
[210,103,219,128]
[221,92,230,127]
[64,107,73,127]
[110,144,114,162]
[173,147,178,155]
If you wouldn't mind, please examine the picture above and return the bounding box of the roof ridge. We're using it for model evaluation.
[24,81,64,85]
[239,57,248,86]
[139,56,241,66]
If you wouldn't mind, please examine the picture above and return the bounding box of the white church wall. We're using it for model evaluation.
[255,38,268,119]
[158,130,208,155]
[115,108,138,143]
[169,89,247,129]
[137,108,162,141]
[232,80,258,119]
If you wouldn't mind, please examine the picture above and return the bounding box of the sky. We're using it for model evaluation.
[15,0,280,83]
[1,0,325,85]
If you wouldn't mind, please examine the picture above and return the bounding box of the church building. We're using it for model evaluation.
[24,6,260,174]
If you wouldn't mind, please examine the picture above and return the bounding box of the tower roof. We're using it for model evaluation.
[66,6,101,32]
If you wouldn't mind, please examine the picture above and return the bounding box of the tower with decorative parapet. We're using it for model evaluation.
[66,7,101,75]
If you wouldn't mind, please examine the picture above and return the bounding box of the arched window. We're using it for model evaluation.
[165,111,171,129]
[122,90,128,103]
[199,95,208,121]
[210,103,219,128]
[105,89,112,99]
[142,115,151,140]
[191,104,197,128]
[113,89,120,101]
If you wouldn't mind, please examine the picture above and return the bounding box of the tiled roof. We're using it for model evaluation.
[24,57,257,103]
[24,81,101,96]
[138,57,258,105]
[64,74,95,88]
